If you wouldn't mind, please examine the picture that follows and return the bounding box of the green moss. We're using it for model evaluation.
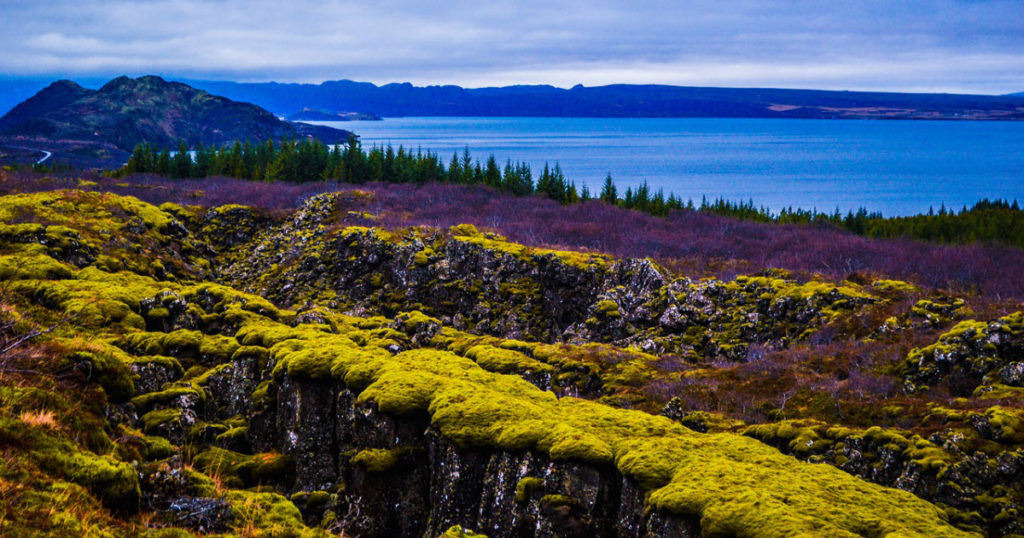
[224,489,323,537]
[439,525,488,538]
[182,282,281,321]
[34,446,141,511]
[901,312,1022,392]
[15,274,152,330]
[140,408,181,433]
[413,247,435,266]
[350,448,404,473]
[193,448,295,488]
[146,306,170,320]
[464,345,555,374]
[291,489,332,507]
[270,330,391,382]
[138,435,175,460]
[872,279,921,294]
[216,426,249,445]
[232,345,270,363]
[0,465,129,537]
[128,354,184,375]
[123,329,245,368]
[980,406,1024,443]
[975,384,1024,400]
[451,232,609,270]
[515,477,544,503]
[157,201,188,217]
[131,384,205,413]
[181,365,207,380]
[0,249,75,280]
[539,494,577,507]
[252,380,272,407]
[114,426,177,462]
[198,334,240,362]
[496,339,538,354]
[63,348,135,402]
[594,299,621,318]
[449,223,482,237]
[0,188,983,535]
[396,310,441,333]
[745,420,954,476]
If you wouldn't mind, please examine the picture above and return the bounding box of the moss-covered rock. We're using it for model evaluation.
[193,447,295,489]
[901,312,1024,395]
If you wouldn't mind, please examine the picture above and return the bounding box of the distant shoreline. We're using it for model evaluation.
[186,78,1024,121]
[320,115,1024,123]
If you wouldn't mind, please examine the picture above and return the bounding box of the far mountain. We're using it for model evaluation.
[0,76,352,151]
[187,79,1024,121]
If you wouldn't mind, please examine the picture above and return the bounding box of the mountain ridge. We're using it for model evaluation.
[0,75,352,151]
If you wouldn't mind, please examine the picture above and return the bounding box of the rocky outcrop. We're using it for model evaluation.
[743,417,1024,536]
[901,312,1024,395]
[213,193,879,360]
[248,375,700,538]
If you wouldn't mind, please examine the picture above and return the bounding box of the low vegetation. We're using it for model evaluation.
[0,168,1021,536]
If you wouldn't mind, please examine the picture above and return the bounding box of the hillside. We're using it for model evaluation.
[188,78,1024,120]
[0,76,352,152]
[0,171,1022,536]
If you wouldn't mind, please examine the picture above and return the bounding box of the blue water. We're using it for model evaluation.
[314,117,1024,216]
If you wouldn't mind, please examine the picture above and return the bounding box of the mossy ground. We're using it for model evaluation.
[0,187,1018,536]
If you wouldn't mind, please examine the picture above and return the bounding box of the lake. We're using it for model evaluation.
[313,117,1024,216]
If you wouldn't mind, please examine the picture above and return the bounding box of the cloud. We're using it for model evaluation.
[0,0,1022,93]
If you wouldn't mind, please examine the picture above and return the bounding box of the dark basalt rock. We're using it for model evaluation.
[139,457,233,533]
[216,193,875,361]
[243,374,701,538]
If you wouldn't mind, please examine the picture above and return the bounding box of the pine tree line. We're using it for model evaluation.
[115,137,1024,247]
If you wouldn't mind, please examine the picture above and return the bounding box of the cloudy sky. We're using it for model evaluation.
[1,0,1023,94]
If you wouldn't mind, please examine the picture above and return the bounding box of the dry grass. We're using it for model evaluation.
[18,410,58,430]
[236,495,261,538]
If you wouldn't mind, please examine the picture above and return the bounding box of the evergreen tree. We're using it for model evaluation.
[172,141,192,178]
[448,151,461,184]
[600,174,617,204]
[460,147,474,184]
[485,155,501,189]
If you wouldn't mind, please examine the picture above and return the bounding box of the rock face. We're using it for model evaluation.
[248,376,700,538]
[214,193,877,360]
[101,282,969,538]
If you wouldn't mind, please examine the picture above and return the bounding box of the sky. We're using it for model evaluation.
[1,0,1023,94]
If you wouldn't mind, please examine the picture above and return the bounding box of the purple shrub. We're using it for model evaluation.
[348,181,1024,298]
[4,171,1023,298]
